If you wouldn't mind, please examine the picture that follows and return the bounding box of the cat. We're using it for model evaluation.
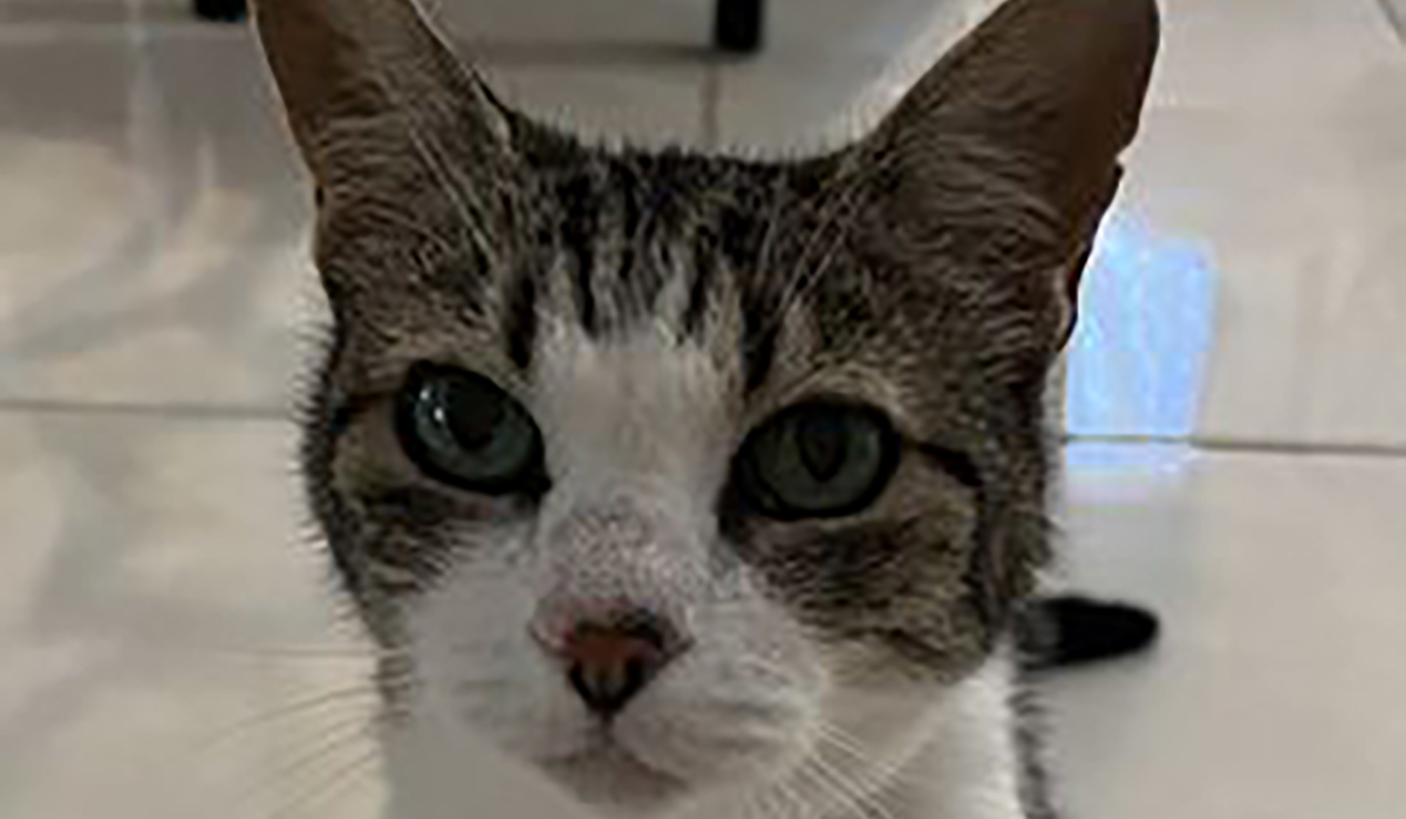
[254,0,1158,817]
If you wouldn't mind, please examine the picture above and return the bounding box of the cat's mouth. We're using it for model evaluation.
[537,735,688,810]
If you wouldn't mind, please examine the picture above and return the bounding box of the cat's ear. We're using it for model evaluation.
[870,0,1158,346]
[253,0,509,185]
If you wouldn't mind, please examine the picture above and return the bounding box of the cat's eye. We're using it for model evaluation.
[395,364,546,495]
[735,402,899,520]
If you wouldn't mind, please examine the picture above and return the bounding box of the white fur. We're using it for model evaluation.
[385,328,1025,819]
[383,655,1024,819]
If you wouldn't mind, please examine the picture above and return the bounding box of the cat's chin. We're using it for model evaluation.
[537,742,689,815]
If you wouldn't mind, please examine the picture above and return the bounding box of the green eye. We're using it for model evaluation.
[735,402,899,520]
[396,364,546,495]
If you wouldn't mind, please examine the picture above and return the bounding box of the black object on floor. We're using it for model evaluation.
[195,0,247,23]
[1020,595,1162,671]
[714,0,765,54]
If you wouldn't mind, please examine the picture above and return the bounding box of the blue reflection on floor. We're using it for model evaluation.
[1066,211,1220,438]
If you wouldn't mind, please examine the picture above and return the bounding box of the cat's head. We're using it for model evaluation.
[257,0,1156,815]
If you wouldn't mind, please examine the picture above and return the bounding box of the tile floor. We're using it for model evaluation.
[0,1,1403,817]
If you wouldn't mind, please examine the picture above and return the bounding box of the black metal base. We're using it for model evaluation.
[714,0,765,54]
[194,0,247,23]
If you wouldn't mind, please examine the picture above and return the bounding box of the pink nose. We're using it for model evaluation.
[534,607,686,716]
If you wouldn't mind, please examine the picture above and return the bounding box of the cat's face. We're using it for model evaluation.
[307,142,1037,814]
[257,0,1156,815]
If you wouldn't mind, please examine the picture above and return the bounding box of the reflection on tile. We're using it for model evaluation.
[1113,79,1406,445]
[0,26,708,410]
[0,31,323,410]
[0,412,380,819]
[1066,213,1219,438]
[1052,444,1406,819]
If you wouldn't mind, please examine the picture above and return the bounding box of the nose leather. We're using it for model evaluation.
[533,605,687,716]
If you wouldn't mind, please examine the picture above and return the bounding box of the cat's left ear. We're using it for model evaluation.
[253,0,510,187]
[868,0,1159,347]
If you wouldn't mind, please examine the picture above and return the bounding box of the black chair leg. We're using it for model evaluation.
[194,0,247,23]
[714,0,765,54]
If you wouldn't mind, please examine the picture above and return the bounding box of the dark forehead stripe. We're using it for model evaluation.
[503,265,538,369]
[741,290,780,393]
[557,171,601,335]
[727,200,785,393]
[603,154,704,330]
[527,142,798,355]
[610,161,642,290]
[681,226,719,337]
[559,151,718,336]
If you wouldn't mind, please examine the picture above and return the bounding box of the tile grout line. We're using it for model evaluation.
[0,399,287,423]
[700,61,723,151]
[1065,433,1406,461]
[1376,0,1406,45]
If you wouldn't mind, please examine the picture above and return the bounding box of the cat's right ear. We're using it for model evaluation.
[253,0,510,186]
[863,0,1159,350]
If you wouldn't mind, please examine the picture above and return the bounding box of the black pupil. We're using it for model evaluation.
[796,411,849,481]
[436,381,503,450]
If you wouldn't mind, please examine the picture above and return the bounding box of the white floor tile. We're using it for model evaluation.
[0,412,381,819]
[481,60,707,148]
[714,0,996,151]
[1148,0,1404,109]
[432,0,712,49]
[1051,443,1406,819]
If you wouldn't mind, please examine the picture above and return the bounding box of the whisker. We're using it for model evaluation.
[813,724,910,817]
[740,788,769,819]
[199,686,383,755]
[223,709,379,817]
[266,744,382,819]
[794,757,854,819]
[261,714,376,789]
[769,776,814,819]
[823,722,909,786]
[757,786,800,819]
[807,749,897,819]
[814,722,872,763]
